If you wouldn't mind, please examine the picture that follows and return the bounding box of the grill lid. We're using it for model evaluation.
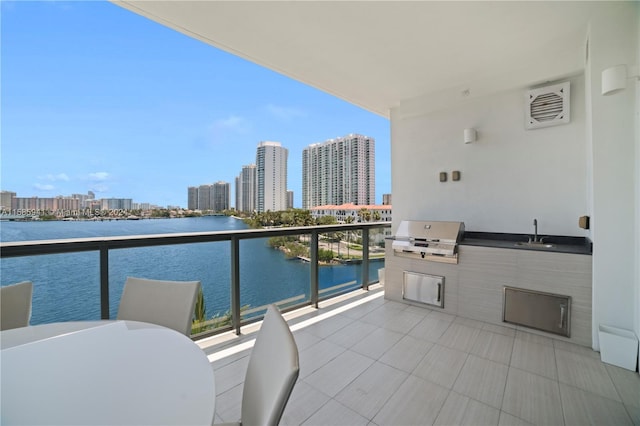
[392,221,465,263]
[394,221,465,244]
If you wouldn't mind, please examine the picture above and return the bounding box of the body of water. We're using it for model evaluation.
[0,217,382,325]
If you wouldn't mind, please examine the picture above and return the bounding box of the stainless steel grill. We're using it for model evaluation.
[392,220,465,264]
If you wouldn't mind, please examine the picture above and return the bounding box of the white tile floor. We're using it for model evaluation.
[199,287,640,425]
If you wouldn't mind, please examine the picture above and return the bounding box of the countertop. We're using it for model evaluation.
[461,231,592,255]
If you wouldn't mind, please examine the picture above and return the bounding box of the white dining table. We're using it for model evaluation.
[1,320,215,425]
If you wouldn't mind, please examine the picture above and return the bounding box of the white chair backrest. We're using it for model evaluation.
[241,305,300,426]
[117,277,200,336]
[1,281,33,331]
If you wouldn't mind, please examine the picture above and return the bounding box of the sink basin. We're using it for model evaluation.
[515,241,555,249]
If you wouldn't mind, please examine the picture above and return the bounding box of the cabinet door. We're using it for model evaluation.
[403,272,444,308]
[503,287,570,337]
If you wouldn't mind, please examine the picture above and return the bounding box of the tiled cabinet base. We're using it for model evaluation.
[385,245,592,347]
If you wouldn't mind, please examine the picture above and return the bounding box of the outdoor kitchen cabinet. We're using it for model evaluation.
[384,243,459,316]
[458,245,592,346]
[385,243,592,347]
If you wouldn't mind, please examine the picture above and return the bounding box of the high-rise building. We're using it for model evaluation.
[302,133,375,209]
[236,164,257,213]
[1,191,16,210]
[198,184,213,211]
[187,187,199,210]
[71,192,95,209]
[234,176,240,211]
[382,193,392,205]
[287,190,294,210]
[101,198,132,210]
[256,141,288,212]
[212,181,230,212]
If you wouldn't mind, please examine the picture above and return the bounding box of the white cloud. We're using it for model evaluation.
[33,183,55,191]
[89,172,110,181]
[39,173,70,182]
[266,104,306,122]
[211,115,251,133]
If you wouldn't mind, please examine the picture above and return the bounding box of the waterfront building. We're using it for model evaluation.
[302,133,375,209]
[212,181,230,212]
[87,199,102,211]
[187,187,199,210]
[382,193,392,205]
[286,190,294,210]
[71,192,95,209]
[236,164,257,213]
[234,176,239,211]
[197,184,213,211]
[11,196,80,212]
[191,183,230,211]
[1,191,16,210]
[256,141,288,212]
[100,198,132,211]
[133,202,151,211]
[310,203,392,224]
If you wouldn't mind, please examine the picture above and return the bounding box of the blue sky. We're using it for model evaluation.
[1,1,390,208]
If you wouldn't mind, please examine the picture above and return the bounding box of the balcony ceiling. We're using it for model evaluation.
[113,1,611,118]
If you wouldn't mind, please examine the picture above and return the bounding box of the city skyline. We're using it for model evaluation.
[1,1,390,208]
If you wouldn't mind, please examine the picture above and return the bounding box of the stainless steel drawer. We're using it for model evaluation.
[403,272,444,308]
[503,286,570,337]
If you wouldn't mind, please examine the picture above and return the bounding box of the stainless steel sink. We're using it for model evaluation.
[515,241,555,249]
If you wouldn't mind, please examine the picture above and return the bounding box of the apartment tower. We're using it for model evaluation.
[236,164,257,213]
[187,187,199,210]
[256,141,288,212]
[197,184,213,210]
[212,181,230,212]
[302,133,375,209]
[286,190,294,210]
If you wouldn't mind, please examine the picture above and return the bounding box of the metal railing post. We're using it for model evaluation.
[230,237,241,335]
[310,230,319,308]
[99,244,110,319]
[362,227,370,290]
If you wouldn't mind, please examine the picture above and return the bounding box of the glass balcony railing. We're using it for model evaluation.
[0,222,391,339]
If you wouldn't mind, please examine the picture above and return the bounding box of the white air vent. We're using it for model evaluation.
[525,82,570,129]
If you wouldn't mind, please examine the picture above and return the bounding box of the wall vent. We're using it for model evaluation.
[525,82,570,129]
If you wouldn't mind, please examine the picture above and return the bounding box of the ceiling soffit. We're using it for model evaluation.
[114,1,609,118]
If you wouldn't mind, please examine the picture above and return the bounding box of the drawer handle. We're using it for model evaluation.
[559,305,566,329]
[437,283,442,302]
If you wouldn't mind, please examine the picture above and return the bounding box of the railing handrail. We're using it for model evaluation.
[1,221,391,338]
[0,222,391,258]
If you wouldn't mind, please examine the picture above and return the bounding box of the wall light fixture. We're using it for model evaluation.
[464,128,477,144]
[602,64,639,96]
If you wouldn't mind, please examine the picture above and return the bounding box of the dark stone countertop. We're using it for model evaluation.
[460,231,592,255]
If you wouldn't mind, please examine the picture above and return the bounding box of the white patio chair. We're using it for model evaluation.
[1,281,33,331]
[218,304,299,426]
[117,277,200,336]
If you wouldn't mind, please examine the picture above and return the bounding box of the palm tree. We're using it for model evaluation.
[358,208,371,222]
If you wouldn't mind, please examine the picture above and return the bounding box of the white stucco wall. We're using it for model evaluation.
[586,3,638,351]
[391,74,588,237]
[636,4,640,369]
[390,2,638,356]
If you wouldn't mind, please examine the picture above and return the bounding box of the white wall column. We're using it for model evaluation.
[587,2,639,351]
